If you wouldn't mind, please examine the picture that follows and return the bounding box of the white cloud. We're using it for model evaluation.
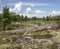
[9,8,13,12]
[52,11,60,14]
[0,11,2,13]
[49,11,60,16]
[35,10,46,14]
[23,3,51,7]
[15,2,22,12]
[26,7,32,13]
[10,2,22,13]
[31,4,35,7]
[20,13,46,18]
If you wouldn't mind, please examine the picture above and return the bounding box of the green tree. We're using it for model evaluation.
[42,17,46,21]
[31,16,37,20]
[16,15,21,21]
[2,6,11,30]
[46,16,50,21]
[13,14,21,22]
[20,15,24,21]
[24,15,28,21]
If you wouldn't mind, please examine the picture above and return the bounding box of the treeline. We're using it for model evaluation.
[42,15,60,21]
[8,14,60,21]
[9,13,60,21]
[0,6,60,22]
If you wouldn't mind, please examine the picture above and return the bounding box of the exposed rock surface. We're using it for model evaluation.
[0,23,60,49]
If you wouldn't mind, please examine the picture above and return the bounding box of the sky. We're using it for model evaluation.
[0,0,60,17]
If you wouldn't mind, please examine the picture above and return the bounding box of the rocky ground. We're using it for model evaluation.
[0,22,60,49]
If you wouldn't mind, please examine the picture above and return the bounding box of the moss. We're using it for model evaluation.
[51,43,58,49]
[33,33,53,39]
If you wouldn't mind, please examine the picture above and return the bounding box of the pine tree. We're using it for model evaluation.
[2,6,11,30]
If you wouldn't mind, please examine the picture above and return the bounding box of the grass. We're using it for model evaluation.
[25,29,53,39]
